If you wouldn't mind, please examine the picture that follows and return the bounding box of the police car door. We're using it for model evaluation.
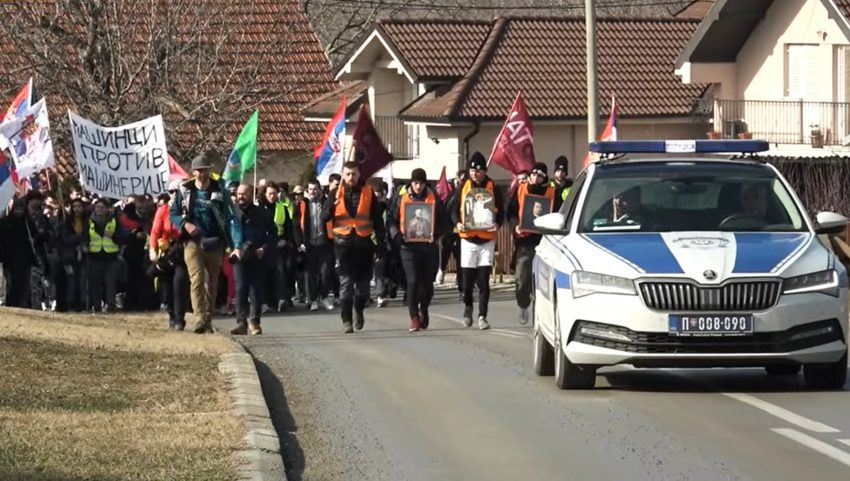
[534,173,586,337]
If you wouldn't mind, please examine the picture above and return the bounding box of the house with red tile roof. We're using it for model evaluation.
[0,0,336,183]
[304,16,711,181]
[677,0,850,156]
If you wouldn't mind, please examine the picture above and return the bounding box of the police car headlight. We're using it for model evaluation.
[782,270,839,297]
[571,271,637,298]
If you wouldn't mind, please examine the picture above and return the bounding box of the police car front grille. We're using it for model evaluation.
[638,280,780,312]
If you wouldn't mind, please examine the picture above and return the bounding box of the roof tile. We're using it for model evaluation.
[400,17,707,121]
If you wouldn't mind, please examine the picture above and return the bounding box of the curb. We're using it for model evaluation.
[219,344,287,481]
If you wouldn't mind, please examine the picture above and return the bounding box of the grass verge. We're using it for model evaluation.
[0,308,242,481]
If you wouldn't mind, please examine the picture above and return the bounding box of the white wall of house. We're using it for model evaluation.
[737,0,850,102]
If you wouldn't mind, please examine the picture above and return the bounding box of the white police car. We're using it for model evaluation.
[531,140,849,390]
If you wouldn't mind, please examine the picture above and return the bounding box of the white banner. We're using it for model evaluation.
[69,111,169,198]
[0,98,55,178]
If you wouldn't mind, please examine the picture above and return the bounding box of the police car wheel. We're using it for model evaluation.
[803,350,848,390]
[533,324,554,376]
[553,337,596,389]
[764,364,801,376]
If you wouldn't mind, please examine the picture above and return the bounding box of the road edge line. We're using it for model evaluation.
[771,428,850,467]
[723,392,840,434]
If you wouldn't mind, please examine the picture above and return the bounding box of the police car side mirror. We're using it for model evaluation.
[534,213,569,235]
[815,211,849,235]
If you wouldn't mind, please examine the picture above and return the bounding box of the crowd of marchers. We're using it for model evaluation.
[0,149,574,336]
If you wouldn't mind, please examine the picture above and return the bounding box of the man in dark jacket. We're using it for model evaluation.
[294,179,334,312]
[321,161,385,333]
[0,198,41,308]
[231,184,275,335]
[507,162,555,325]
[169,151,243,334]
[449,152,504,330]
[388,168,449,332]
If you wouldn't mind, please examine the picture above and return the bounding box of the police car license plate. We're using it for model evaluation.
[668,314,753,337]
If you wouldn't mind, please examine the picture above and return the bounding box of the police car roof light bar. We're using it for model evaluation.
[589,139,769,155]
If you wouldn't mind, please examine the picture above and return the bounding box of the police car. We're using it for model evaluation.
[531,139,849,390]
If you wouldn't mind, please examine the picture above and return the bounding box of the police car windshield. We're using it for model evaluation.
[577,163,806,233]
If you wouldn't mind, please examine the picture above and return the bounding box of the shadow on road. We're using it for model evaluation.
[598,367,849,394]
[252,359,306,481]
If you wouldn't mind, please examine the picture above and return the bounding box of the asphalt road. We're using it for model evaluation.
[215,285,850,481]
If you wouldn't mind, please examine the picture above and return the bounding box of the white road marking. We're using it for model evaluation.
[723,393,840,434]
[430,313,527,339]
[772,428,850,468]
[839,439,850,448]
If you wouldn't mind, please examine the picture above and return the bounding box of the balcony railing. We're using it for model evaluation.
[710,99,850,146]
[374,115,417,159]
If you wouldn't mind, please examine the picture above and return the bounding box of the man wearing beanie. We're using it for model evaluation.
[507,161,555,324]
[322,161,385,334]
[551,155,573,211]
[170,150,243,334]
[388,168,449,332]
[449,151,505,330]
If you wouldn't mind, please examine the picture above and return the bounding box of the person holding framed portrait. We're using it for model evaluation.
[388,168,449,332]
[449,152,505,330]
[507,162,555,325]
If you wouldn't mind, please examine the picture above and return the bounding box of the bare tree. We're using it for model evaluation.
[0,0,297,161]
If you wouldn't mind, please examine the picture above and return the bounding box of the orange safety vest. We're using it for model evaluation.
[332,184,374,239]
[459,178,497,241]
[399,188,436,242]
[516,182,555,237]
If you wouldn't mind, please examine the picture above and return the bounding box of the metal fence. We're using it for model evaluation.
[713,99,850,146]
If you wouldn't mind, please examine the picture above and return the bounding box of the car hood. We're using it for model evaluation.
[566,232,826,282]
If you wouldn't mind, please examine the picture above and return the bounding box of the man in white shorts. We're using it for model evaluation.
[450,152,504,330]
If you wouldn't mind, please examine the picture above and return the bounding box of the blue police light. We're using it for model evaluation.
[589,139,769,154]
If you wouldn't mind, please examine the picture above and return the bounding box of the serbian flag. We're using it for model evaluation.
[435,165,450,201]
[351,104,393,180]
[2,78,33,122]
[0,153,17,210]
[488,91,536,196]
[582,95,619,167]
[314,97,346,185]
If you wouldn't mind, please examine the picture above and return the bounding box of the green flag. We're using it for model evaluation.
[223,111,258,183]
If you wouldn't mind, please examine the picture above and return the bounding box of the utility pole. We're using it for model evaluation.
[586,0,599,143]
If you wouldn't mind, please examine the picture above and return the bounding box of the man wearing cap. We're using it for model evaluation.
[449,152,504,330]
[388,168,449,332]
[170,151,243,334]
[551,155,573,211]
[322,161,385,333]
[507,162,555,324]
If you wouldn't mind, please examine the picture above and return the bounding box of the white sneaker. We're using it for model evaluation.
[519,307,529,325]
[50,300,57,312]
[478,316,490,330]
[322,297,335,311]
[377,296,387,308]
[437,270,445,284]
[261,303,270,314]
[309,301,319,312]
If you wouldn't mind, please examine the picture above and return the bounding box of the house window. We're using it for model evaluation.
[837,46,850,103]
[786,44,820,100]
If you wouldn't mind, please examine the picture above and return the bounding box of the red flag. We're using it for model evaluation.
[168,154,189,180]
[352,105,393,180]
[435,166,450,201]
[582,95,619,167]
[488,91,535,178]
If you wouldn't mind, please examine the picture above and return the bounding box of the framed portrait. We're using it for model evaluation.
[519,194,553,233]
[404,201,435,243]
[463,187,495,231]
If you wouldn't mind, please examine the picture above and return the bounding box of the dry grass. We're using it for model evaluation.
[0,308,243,481]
